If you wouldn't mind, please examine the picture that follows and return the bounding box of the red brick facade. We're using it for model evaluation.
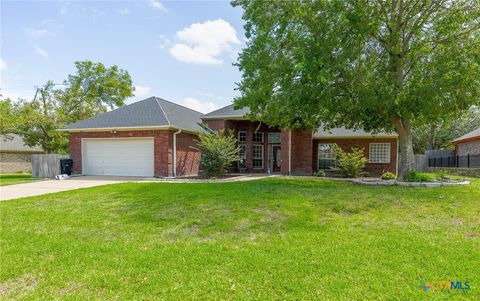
[69,130,200,177]
[204,119,282,173]
[68,122,397,177]
[313,138,398,176]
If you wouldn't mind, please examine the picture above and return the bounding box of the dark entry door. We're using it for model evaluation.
[272,145,281,172]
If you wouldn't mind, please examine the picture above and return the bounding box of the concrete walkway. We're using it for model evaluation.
[0,175,272,201]
[0,177,125,201]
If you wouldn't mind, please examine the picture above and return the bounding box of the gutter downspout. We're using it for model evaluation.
[288,130,292,175]
[173,129,182,177]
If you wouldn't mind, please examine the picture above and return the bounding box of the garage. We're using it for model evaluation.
[82,138,154,177]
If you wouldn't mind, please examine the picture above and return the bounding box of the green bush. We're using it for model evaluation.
[197,128,240,178]
[435,171,450,181]
[381,172,396,180]
[315,170,326,177]
[335,146,368,178]
[404,172,436,182]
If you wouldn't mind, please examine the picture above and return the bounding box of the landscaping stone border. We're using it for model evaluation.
[322,177,471,187]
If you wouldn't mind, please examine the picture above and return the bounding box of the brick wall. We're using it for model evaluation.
[279,129,313,176]
[69,130,199,177]
[0,152,37,173]
[175,132,201,176]
[456,140,480,156]
[313,138,398,176]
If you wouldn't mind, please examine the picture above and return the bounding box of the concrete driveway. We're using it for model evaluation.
[0,176,145,201]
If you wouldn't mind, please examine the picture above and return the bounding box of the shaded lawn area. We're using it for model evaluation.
[0,173,35,186]
[0,178,479,300]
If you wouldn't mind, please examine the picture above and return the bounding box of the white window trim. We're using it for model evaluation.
[253,132,264,143]
[238,144,247,169]
[369,143,391,163]
[238,131,247,142]
[252,144,264,169]
[317,143,336,169]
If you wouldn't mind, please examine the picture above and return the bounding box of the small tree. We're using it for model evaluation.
[197,129,240,178]
[335,146,368,178]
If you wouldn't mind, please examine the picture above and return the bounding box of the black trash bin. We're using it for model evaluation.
[60,159,73,175]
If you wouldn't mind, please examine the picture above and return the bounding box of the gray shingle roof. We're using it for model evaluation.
[0,134,43,152]
[314,127,397,138]
[201,104,250,119]
[452,128,480,143]
[61,97,203,132]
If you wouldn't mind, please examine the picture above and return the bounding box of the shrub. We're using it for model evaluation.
[315,170,326,177]
[381,172,396,180]
[404,172,436,182]
[334,146,368,178]
[435,171,450,181]
[197,128,240,178]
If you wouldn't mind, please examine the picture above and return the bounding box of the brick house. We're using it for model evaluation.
[0,134,44,173]
[61,97,398,177]
[452,128,480,156]
[202,105,398,176]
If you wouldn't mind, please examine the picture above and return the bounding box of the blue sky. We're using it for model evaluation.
[0,0,246,113]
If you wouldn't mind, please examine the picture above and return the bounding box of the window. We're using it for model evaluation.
[252,132,264,143]
[238,131,247,142]
[369,143,391,163]
[238,144,247,168]
[252,145,264,169]
[268,132,281,144]
[318,143,336,169]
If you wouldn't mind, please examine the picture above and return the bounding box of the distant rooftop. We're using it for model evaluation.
[61,97,203,132]
[0,134,43,152]
[452,128,480,143]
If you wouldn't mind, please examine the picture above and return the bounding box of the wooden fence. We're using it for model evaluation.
[414,154,427,172]
[32,154,70,178]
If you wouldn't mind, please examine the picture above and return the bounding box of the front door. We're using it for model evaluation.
[270,145,281,173]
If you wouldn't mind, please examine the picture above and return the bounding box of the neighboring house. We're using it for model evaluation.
[61,97,398,177]
[452,128,480,156]
[0,134,44,173]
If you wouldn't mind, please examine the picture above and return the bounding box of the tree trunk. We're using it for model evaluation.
[428,123,435,150]
[391,117,415,180]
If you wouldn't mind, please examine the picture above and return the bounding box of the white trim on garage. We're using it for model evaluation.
[81,137,154,177]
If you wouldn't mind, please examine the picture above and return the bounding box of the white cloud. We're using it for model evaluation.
[169,19,240,65]
[181,97,217,114]
[149,0,168,12]
[158,34,171,49]
[24,27,55,38]
[0,59,7,70]
[135,85,151,97]
[117,8,130,15]
[33,44,49,58]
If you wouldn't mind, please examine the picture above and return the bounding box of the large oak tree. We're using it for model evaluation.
[233,0,480,179]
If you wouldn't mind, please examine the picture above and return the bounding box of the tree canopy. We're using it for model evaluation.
[233,0,480,178]
[1,61,135,153]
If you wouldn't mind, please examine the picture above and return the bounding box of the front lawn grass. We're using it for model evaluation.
[0,173,35,186]
[0,178,478,300]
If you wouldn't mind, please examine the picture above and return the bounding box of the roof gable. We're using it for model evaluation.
[61,97,203,132]
[201,104,250,119]
[452,128,480,143]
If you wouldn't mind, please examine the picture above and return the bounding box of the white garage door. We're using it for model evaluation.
[83,138,154,177]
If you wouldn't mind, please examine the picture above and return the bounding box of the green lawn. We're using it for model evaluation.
[0,178,478,300]
[0,173,35,186]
